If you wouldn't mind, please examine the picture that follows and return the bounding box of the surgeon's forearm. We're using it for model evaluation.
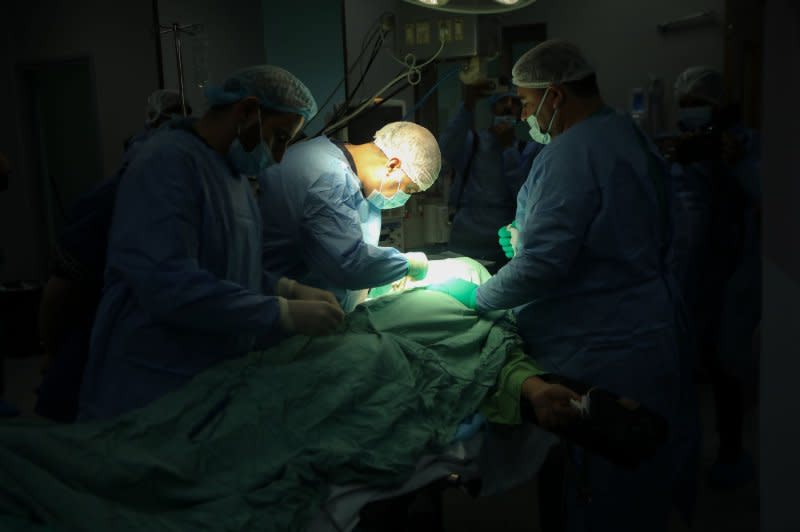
[475,257,549,311]
[125,263,282,335]
[327,246,409,290]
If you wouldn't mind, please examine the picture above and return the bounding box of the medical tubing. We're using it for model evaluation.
[403,65,461,120]
[322,37,447,136]
[324,31,386,130]
[308,22,387,127]
[323,78,414,138]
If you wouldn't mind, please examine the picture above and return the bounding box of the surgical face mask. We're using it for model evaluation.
[228,108,274,175]
[677,106,713,131]
[526,88,558,145]
[493,115,518,127]
[366,174,411,210]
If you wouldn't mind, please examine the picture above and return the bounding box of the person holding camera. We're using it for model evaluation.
[440,80,542,272]
[670,66,761,490]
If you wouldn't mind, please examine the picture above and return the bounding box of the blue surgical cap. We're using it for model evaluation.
[204,65,318,121]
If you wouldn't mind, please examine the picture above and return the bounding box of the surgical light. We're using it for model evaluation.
[403,0,535,14]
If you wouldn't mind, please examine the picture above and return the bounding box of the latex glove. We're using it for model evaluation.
[405,252,429,280]
[521,376,581,431]
[278,298,344,336]
[497,222,518,258]
[277,277,341,309]
[426,279,478,309]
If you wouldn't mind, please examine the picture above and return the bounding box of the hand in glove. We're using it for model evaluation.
[277,278,341,309]
[404,252,429,280]
[426,278,478,309]
[497,221,519,258]
[278,298,344,336]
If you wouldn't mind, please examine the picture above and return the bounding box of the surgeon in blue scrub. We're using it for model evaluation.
[260,121,441,312]
[441,82,542,270]
[78,66,344,421]
[430,40,685,532]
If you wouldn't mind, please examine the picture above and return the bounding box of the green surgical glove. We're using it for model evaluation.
[426,279,479,309]
[497,221,518,258]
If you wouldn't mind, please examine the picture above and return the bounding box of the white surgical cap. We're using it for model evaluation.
[674,66,724,106]
[373,122,441,191]
[512,39,595,89]
[204,65,318,121]
[145,89,185,125]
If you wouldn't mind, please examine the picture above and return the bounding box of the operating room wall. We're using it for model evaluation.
[343,0,416,133]
[498,0,726,128]
[158,0,266,115]
[262,0,346,136]
[344,0,724,136]
[0,1,159,281]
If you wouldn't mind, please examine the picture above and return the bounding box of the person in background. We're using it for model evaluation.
[259,121,440,312]
[428,40,686,532]
[37,89,187,422]
[123,89,192,152]
[441,81,542,271]
[670,66,761,490]
[73,66,343,422]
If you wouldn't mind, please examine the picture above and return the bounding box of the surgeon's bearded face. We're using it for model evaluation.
[518,86,564,136]
[235,99,305,164]
[260,112,305,163]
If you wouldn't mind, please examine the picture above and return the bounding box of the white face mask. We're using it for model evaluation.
[525,88,558,145]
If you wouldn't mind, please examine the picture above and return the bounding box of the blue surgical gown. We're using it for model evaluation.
[79,121,283,421]
[441,105,542,263]
[36,128,157,422]
[476,108,684,532]
[259,137,409,312]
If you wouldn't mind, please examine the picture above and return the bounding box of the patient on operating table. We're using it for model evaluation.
[0,258,668,532]
[369,257,669,465]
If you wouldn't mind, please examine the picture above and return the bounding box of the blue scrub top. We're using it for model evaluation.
[259,137,408,312]
[79,120,283,420]
[477,108,681,418]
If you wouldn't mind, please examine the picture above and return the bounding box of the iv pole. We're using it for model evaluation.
[159,22,201,117]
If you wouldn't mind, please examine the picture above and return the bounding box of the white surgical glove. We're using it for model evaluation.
[277,277,341,308]
[277,297,344,336]
[508,224,519,254]
[404,252,429,280]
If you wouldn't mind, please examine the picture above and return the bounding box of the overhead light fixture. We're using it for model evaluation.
[402,0,535,15]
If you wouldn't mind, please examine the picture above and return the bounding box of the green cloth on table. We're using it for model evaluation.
[0,289,540,532]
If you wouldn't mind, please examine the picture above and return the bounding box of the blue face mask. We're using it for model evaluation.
[677,106,713,131]
[366,175,411,210]
[526,88,558,145]
[228,108,274,175]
